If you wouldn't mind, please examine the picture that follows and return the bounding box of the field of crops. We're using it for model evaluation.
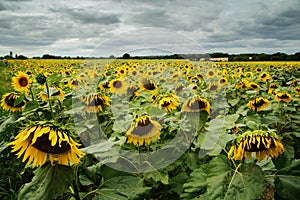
[0,59,299,200]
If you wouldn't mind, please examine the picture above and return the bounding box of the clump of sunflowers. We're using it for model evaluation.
[2,71,84,167]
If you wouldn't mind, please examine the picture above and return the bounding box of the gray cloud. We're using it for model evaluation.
[0,0,299,57]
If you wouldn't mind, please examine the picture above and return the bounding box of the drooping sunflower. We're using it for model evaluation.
[12,71,32,93]
[247,97,270,112]
[109,79,128,94]
[268,83,279,95]
[81,94,111,112]
[156,93,180,112]
[126,116,162,146]
[259,72,272,82]
[1,92,26,112]
[274,92,292,103]
[228,130,284,161]
[208,82,220,93]
[7,125,84,167]
[182,96,210,113]
[139,77,158,94]
[247,82,260,90]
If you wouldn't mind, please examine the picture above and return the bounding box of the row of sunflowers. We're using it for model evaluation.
[0,59,299,200]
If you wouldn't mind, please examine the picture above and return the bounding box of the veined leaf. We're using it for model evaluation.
[274,160,300,200]
[92,176,150,200]
[182,155,265,200]
[18,164,75,200]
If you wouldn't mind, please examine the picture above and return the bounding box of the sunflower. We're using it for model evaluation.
[247,97,269,112]
[126,116,162,146]
[236,79,249,89]
[139,78,157,94]
[259,72,272,82]
[228,130,284,161]
[12,71,31,93]
[268,83,279,95]
[218,77,228,86]
[182,96,210,113]
[40,87,64,102]
[7,125,84,167]
[208,82,220,93]
[109,79,128,94]
[1,92,26,112]
[275,92,292,103]
[206,69,216,78]
[175,84,185,94]
[81,94,110,112]
[67,79,81,90]
[247,82,260,90]
[156,93,180,112]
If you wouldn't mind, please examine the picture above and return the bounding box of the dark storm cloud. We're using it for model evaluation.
[49,7,121,25]
[0,0,299,57]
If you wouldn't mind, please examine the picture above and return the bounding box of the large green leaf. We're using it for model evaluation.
[274,160,300,200]
[92,176,150,200]
[182,155,265,200]
[18,164,75,200]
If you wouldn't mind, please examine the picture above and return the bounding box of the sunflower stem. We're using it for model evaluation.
[29,85,35,101]
[45,80,54,119]
[72,166,81,200]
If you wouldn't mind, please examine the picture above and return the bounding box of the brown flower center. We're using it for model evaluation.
[29,131,71,154]
[19,77,29,87]
[113,80,123,89]
[132,118,154,136]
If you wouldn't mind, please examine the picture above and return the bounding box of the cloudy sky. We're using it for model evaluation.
[0,0,299,57]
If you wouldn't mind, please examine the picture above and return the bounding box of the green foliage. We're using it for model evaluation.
[91,176,150,200]
[182,155,265,200]
[18,164,75,200]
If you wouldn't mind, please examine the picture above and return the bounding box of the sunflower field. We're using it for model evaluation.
[0,59,299,200]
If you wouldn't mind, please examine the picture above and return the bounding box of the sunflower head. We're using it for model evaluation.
[228,130,284,161]
[259,72,272,82]
[247,82,260,90]
[275,92,292,103]
[126,116,162,146]
[156,93,180,112]
[247,97,269,112]
[109,79,128,94]
[12,71,31,93]
[7,125,84,167]
[81,94,111,112]
[208,82,220,93]
[1,92,26,112]
[182,96,210,113]
[139,78,158,94]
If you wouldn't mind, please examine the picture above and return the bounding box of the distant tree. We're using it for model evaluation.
[122,53,130,59]
[109,55,115,59]
[16,55,28,59]
[9,51,13,58]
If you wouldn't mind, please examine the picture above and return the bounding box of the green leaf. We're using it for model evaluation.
[275,160,300,200]
[18,164,75,200]
[23,100,39,113]
[93,176,150,200]
[143,169,169,185]
[13,93,25,107]
[182,155,265,200]
[199,118,225,150]
[228,98,240,106]
[181,164,208,199]
[0,114,17,133]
